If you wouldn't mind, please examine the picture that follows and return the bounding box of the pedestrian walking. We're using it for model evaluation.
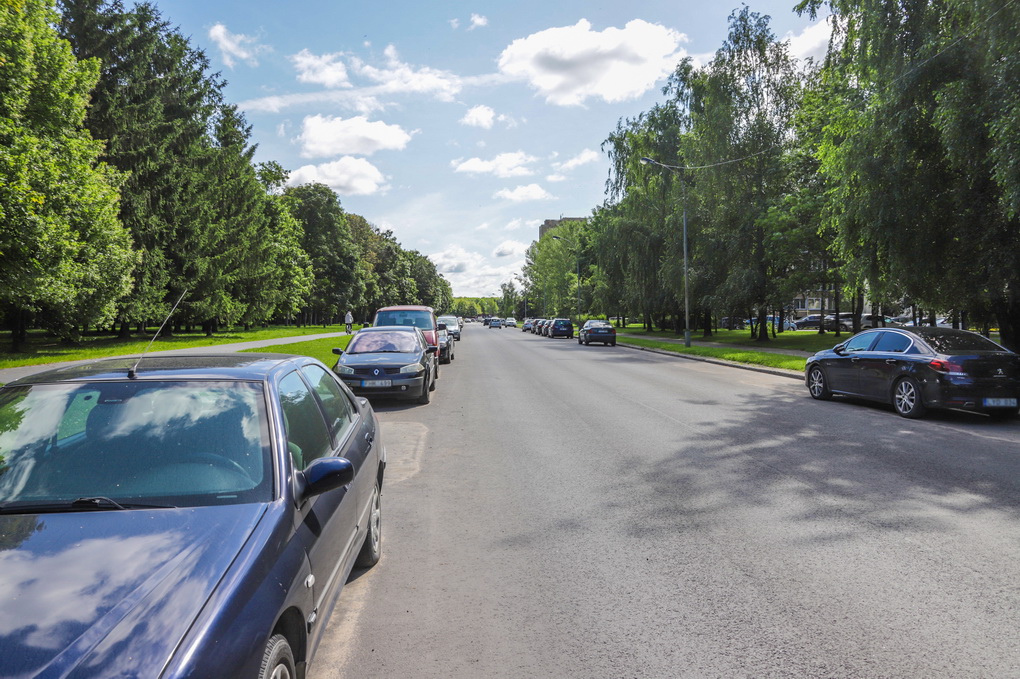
[345,310,353,334]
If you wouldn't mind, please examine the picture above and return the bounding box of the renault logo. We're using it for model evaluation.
[373,368,381,376]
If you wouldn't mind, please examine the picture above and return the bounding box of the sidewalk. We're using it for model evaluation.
[615,332,808,380]
[0,332,351,385]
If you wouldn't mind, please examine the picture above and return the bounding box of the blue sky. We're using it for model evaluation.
[152,0,830,297]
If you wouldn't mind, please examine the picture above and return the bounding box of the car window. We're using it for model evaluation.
[348,330,419,353]
[279,371,332,469]
[845,332,877,352]
[918,332,1008,353]
[872,331,912,353]
[374,309,434,330]
[301,364,356,443]
[0,381,271,506]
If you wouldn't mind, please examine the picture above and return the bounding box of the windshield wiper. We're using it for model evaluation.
[73,496,127,510]
[0,498,176,514]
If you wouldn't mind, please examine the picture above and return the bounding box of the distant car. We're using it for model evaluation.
[437,324,455,364]
[548,318,574,339]
[805,327,1020,419]
[532,319,547,335]
[578,319,616,346]
[373,305,439,350]
[522,318,534,332]
[489,318,503,329]
[438,315,460,340]
[334,325,438,403]
[0,353,384,678]
[504,317,517,328]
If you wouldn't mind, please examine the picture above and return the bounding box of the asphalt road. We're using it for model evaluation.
[306,324,1020,678]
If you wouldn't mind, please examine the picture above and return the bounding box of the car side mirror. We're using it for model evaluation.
[438,323,447,330]
[426,346,438,354]
[332,347,343,355]
[833,344,847,356]
[298,457,354,500]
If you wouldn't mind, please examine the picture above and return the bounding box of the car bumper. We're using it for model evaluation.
[922,376,1020,413]
[341,375,425,399]
[582,333,615,343]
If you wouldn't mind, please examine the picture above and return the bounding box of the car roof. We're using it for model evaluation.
[358,325,421,333]
[5,353,315,386]
[375,305,434,312]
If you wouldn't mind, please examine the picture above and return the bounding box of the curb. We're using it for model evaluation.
[616,341,804,381]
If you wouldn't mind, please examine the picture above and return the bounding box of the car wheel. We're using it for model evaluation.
[807,366,832,400]
[577,337,582,344]
[259,634,295,679]
[610,341,616,346]
[893,377,927,418]
[418,376,431,404]
[355,481,382,568]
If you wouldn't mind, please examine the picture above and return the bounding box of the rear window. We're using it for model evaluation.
[918,331,1008,354]
[554,320,571,327]
[374,309,433,330]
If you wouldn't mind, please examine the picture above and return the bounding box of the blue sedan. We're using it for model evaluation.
[0,353,385,678]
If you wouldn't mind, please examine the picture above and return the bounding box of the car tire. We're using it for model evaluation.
[893,377,927,418]
[355,481,382,568]
[807,366,832,400]
[259,634,296,679]
[610,341,616,346]
[418,376,431,404]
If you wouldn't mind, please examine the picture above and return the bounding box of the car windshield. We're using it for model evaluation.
[587,321,611,328]
[0,381,271,509]
[374,310,432,330]
[438,318,458,328]
[348,330,420,353]
[918,331,1008,354]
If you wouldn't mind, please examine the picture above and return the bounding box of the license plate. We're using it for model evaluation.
[983,398,1017,407]
[362,379,391,388]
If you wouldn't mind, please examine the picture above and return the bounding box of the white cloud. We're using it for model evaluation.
[297,114,412,158]
[429,245,524,297]
[469,14,489,30]
[493,240,528,258]
[208,23,267,68]
[546,174,567,182]
[785,16,833,64]
[505,218,541,232]
[291,49,351,88]
[453,151,537,178]
[460,105,496,129]
[494,184,554,202]
[288,157,388,195]
[554,148,599,172]
[349,45,462,101]
[497,19,685,106]
[449,18,460,30]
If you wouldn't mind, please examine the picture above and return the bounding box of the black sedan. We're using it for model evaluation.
[547,318,574,338]
[805,327,1020,419]
[578,319,617,346]
[0,353,384,678]
[333,325,438,403]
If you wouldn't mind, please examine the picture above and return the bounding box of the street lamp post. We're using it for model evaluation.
[640,157,691,348]
[551,235,580,322]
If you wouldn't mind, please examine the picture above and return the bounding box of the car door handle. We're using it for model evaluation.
[850,357,860,363]
[885,359,898,364]
[364,432,374,444]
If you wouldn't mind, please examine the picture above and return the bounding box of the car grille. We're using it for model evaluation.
[353,367,403,376]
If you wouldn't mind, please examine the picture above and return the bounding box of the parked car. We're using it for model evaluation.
[805,327,1020,419]
[522,318,535,332]
[334,325,438,403]
[0,353,384,678]
[534,319,548,335]
[578,320,617,346]
[548,318,574,339]
[373,305,439,351]
[795,314,825,330]
[504,317,517,328]
[438,315,461,340]
[437,324,455,364]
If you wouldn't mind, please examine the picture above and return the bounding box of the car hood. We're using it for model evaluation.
[0,504,267,678]
[341,352,422,365]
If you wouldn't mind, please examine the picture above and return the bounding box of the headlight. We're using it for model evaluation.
[399,363,425,374]
[338,365,355,375]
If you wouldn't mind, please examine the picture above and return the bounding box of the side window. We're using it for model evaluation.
[279,371,331,469]
[845,332,877,352]
[872,331,912,353]
[301,364,356,442]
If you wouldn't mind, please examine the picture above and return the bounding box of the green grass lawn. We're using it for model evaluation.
[620,336,807,372]
[0,325,360,369]
[240,336,354,366]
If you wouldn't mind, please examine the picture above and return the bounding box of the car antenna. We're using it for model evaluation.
[129,289,188,379]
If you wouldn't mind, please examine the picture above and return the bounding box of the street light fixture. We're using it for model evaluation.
[551,235,581,322]
[639,156,691,348]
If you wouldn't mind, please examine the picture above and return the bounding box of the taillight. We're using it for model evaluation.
[929,359,964,375]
